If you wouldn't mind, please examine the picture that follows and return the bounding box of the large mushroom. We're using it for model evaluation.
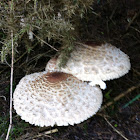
[46,42,131,89]
[45,57,58,72]
[13,71,102,127]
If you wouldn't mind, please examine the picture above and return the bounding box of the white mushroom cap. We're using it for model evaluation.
[47,42,130,89]
[13,71,102,127]
[45,58,58,72]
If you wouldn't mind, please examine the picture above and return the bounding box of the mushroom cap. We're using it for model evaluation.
[45,58,57,72]
[49,42,130,88]
[13,71,102,127]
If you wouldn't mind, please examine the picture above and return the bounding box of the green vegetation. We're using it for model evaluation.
[104,89,112,100]
[123,94,140,108]
[0,115,29,139]
[0,0,94,67]
[0,116,8,137]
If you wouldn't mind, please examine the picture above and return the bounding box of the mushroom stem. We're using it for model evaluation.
[89,80,106,90]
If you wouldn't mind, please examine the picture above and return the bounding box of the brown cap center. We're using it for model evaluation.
[46,72,69,83]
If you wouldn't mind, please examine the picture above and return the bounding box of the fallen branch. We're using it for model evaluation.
[100,83,140,111]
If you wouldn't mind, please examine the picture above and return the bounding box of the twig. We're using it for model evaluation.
[126,12,139,31]
[130,26,140,34]
[0,95,6,101]
[0,42,39,75]
[104,117,129,140]
[33,33,58,51]
[32,128,58,139]
[5,30,14,140]
[109,6,117,20]
[100,83,140,111]
[132,68,140,76]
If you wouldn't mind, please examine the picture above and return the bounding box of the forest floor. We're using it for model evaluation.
[0,0,140,140]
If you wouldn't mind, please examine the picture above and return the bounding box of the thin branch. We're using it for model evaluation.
[5,30,14,140]
[33,33,58,51]
[32,128,58,140]
[104,116,129,140]
[130,26,140,34]
[100,83,140,111]
[0,95,6,101]
[126,12,139,31]
[133,68,140,76]
[0,42,39,75]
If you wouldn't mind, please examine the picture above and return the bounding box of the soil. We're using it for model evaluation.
[0,0,140,140]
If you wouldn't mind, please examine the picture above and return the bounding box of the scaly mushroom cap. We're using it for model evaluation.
[46,42,130,89]
[13,71,102,127]
[45,58,57,72]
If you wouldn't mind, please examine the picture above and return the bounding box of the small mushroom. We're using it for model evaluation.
[13,71,102,127]
[46,42,131,89]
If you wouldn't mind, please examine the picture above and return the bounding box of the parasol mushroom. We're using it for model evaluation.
[45,58,58,72]
[46,42,131,89]
[13,71,103,127]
